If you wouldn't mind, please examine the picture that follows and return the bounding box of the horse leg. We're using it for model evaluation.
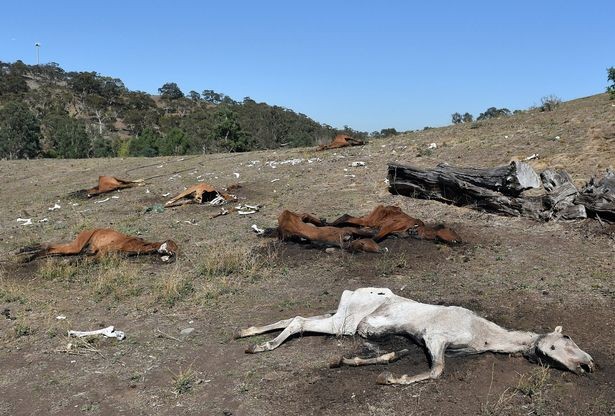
[244,315,340,353]
[235,313,334,339]
[329,349,410,368]
[39,230,95,257]
[377,336,446,385]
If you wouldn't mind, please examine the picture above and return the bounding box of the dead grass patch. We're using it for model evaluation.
[37,258,82,282]
[0,280,26,304]
[155,268,194,306]
[91,256,143,301]
[195,242,279,304]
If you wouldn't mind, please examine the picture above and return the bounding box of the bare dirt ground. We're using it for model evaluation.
[1,93,614,415]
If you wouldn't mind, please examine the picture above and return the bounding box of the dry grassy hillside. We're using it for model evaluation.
[0,93,613,415]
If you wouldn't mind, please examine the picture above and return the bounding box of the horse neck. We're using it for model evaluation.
[480,319,540,354]
[139,241,163,252]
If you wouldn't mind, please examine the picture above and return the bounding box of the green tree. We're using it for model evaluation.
[158,128,189,155]
[202,90,224,104]
[477,107,511,121]
[158,82,184,100]
[0,101,41,159]
[47,115,90,158]
[210,108,251,152]
[462,112,473,123]
[90,136,115,157]
[380,128,398,136]
[607,67,615,98]
[128,128,159,157]
[188,90,201,101]
[0,70,29,96]
[451,112,462,124]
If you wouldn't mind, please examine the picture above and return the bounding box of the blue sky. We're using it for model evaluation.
[2,1,614,132]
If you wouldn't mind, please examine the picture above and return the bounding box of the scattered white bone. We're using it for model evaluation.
[233,172,240,178]
[345,174,356,178]
[525,153,539,161]
[16,218,33,225]
[48,203,61,211]
[555,136,560,140]
[209,195,227,206]
[237,204,260,215]
[56,315,66,320]
[251,224,265,234]
[39,218,49,223]
[211,208,229,219]
[271,179,280,183]
[162,193,171,197]
[71,203,79,207]
[428,143,437,149]
[146,188,151,194]
[94,198,110,204]
[236,204,260,210]
[111,196,119,199]
[349,161,366,167]
[68,326,125,340]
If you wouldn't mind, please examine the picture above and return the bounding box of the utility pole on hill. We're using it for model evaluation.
[35,42,40,65]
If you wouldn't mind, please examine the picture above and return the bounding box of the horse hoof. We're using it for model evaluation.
[245,345,258,354]
[232,329,244,339]
[328,356,343,368]
[376,371,394,385]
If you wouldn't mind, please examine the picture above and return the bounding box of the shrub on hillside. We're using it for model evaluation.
[0,100,41,159]
[477,107,511,121]
[608,67,615,98]
[540,95,561,111]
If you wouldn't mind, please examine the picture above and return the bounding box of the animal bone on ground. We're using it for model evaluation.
[236,287,595,385]
[318,134,365,151]
[16,229,178,262]
[164,183,237,208]
[68,326,126,340]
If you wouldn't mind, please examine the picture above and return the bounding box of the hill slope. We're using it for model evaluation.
[0,93,613,415]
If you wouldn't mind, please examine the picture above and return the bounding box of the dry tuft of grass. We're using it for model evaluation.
[198,242,269,279]
[14,323,33,338]
[91,256,143,301]
[375,252,408,276]
[37,258,82,282]
[155,268,194,306]
[0,281,26,304]
[515,365,551,398]
[195,242,278,303]
[170,366,197,395]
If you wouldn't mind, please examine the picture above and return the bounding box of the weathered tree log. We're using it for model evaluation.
[430,161,541,196]
[388,162,545,218]
[575,170,615,221]
[387,162,612,222]
[540,169,586,220]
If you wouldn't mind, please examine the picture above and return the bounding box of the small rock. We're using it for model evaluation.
[180,328,195,336]
[325,248,337,254]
